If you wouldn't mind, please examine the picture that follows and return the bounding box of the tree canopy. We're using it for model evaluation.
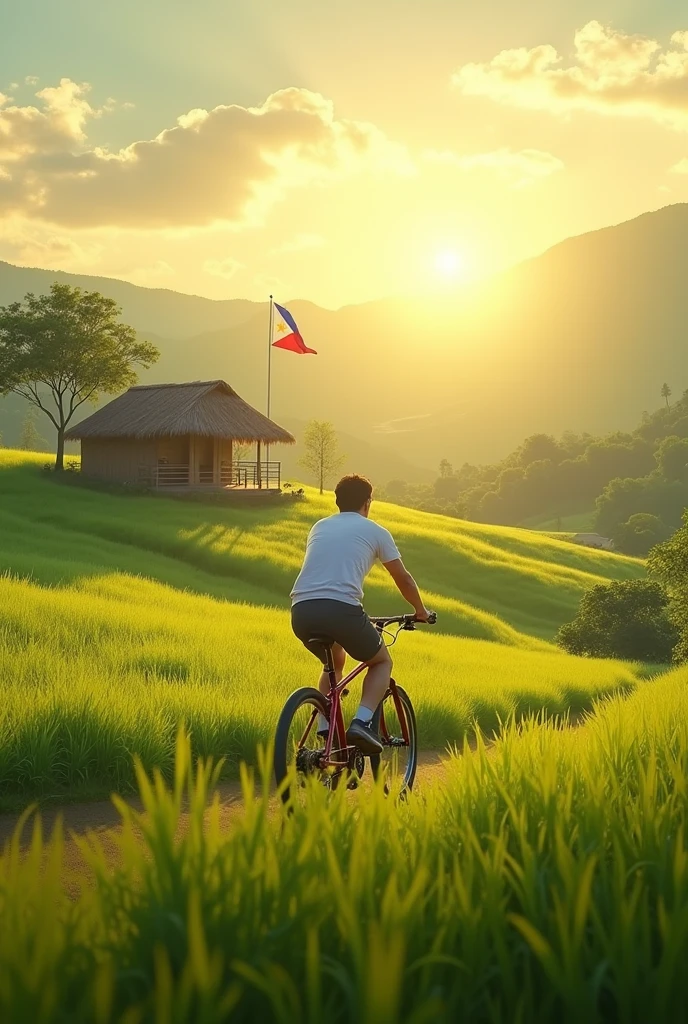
[376,386,688,546]
[0,283,158,469]
[299,420,345,494]
[648,512,688,663]
[556,580,678,663]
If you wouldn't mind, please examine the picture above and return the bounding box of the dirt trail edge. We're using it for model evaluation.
[0,751,450,884]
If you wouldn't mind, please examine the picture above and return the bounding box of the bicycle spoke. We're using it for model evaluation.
[371,685,417,794]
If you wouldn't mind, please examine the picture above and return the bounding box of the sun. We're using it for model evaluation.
[434,249,465,279]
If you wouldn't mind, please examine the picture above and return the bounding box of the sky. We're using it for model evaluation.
[2,0,688,308]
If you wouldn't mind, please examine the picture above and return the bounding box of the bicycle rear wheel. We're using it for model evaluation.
[369,683,417,794]
[274,687,346,806]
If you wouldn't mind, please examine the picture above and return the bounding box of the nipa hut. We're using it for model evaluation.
[64,380,295,490]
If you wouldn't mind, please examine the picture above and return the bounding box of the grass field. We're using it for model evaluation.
[0,451,647,805]
[2,664,687,1021]
[520,509,598,533]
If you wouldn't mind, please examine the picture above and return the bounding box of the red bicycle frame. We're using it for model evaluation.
[297,638,410,768]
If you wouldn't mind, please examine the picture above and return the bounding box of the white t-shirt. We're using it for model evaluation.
[291,513,401,607]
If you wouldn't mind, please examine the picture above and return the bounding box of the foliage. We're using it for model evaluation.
[298,419,345,494]
[0,451,645,803]
[232,441,252,462]
[649,511,688,662]
[0,283,158,469]
[610,512,670,557]
[18,408,45,451]
[556,579,677,662]
[1,673,688,1020]
[379,389,688,541]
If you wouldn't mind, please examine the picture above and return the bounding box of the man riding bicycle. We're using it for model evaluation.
[291,474,431,755]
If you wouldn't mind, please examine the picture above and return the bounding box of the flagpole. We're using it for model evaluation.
[266,294,274,472]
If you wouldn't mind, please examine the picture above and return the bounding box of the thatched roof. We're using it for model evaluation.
[65,381,295,444]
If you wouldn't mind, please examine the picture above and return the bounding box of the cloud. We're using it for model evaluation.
[0,78,102,164]
[453,21,688,130]
[35,78,99,139]
[670,157,688,173]
[424,147,563,187]
[373,413,433,435]
[0,219,104,269]
[203,257,243,279]
[0,83,413,230]
[269,232,325,256]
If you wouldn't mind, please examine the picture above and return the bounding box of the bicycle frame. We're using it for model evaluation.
[297,639,410,769]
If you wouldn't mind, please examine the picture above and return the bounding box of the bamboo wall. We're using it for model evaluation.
[81,435,239,486]
[81,438,158,483]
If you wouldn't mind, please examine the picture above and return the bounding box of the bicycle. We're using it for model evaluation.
[273,611,437,804]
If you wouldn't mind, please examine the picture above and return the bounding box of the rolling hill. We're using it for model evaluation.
[2,202,687,470]
[0,450,646,804]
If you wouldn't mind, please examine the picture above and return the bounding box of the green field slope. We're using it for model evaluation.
[0,451,647,804]
[2,665,688,1020]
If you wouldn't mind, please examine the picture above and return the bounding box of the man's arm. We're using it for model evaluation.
[383,558,431,621]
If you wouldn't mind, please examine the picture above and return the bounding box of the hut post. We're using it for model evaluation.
[257,440,262,489]
[189,435,198,485]
[213,437,221,486]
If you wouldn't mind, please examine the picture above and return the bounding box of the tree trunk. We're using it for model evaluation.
[55,428,65,471]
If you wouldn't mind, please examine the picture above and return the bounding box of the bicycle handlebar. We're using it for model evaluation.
[370,611,437,629]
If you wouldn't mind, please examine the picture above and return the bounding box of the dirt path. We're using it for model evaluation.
[0,751,450,890]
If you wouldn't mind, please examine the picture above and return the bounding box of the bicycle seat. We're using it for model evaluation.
[307,634,334,651]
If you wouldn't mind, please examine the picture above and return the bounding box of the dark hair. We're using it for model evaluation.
[335,474,373,512]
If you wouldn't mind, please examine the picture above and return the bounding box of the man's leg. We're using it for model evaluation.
[346,644,392,754]
[316,644,346,733]
[317,643,346,699]
[359,643,393,714]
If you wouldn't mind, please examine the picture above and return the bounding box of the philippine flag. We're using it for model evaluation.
[271,302,317,355]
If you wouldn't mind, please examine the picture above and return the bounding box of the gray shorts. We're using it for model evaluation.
[291,599,383,664]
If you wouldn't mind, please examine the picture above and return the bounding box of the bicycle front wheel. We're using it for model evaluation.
[274,687,343,806]
[369,683,417,794]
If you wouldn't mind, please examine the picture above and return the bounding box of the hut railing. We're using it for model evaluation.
[221,461,281,490]
[150,461,281,489]
[153,464,190,487]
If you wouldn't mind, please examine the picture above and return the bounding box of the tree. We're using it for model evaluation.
[0,283,158,470]
[611,513,670,557]
[556,580,678,662]
[661,383,672,409]
[384,479,409,503]
[438,459,453,478]
[655,436,688,481]
[299,420,345,494]
[518,433,563,467]
[648,512,688,662]
[233,442,252,463]
[19,409,45,451]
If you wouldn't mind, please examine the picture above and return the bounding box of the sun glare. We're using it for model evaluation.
[434,249,465,279]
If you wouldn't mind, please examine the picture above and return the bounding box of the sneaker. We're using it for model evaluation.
[346,718,383,755]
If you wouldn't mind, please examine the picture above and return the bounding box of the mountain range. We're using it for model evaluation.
[1,203,687,477]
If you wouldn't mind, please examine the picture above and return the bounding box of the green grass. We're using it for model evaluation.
[2,665,688,1022]
[0,451,647,804]
[521,509,598,533]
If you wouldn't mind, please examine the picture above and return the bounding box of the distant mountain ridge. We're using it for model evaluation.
[2,203,688,471]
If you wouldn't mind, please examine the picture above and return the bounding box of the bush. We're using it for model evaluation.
[556,579,677,662]
[649,511,688,663]
[611,512,670,556]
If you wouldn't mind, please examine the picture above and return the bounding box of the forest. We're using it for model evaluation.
[378,387,688,555]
